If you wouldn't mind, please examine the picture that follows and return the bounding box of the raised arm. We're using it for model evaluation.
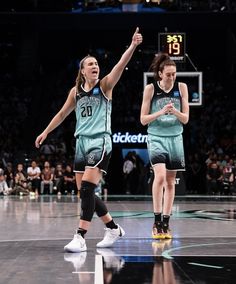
[35,87,76,148]
[101,27,142,98]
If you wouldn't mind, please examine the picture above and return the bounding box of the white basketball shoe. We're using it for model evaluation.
[64,234,87,253]
[96,224,125,248]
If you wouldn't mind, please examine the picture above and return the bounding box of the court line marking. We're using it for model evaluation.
[95,254,103,284]
[162,241,236,259]
[0,236,236,242]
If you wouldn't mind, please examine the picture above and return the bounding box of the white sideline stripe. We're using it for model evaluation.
[95,254,103,284]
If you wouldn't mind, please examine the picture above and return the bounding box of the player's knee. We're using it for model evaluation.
[154,175,165,187]
[80,181,96,221]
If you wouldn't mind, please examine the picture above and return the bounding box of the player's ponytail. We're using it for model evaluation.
[150,52,175,81]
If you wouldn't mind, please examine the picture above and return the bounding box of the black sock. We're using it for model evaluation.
[105,219,118,230]
[154,212,162,226]
[77,228,87,238]
[163,215,170,228]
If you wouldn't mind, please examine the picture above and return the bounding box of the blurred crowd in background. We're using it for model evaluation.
[0,6,236,195]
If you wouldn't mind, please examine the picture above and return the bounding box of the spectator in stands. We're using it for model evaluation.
[13,163,30,195]
[54,163,64,195]
[63,164,76,195]
[40,161,54,194]
[39,139,56,160]
[4,162,14,188]
[206,162,223,194]
[27,160,41,195]
[0,168,11,195]
[221,162,234,195]
[230,166,236,194]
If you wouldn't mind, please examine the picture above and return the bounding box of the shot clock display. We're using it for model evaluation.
[158,33,186,62]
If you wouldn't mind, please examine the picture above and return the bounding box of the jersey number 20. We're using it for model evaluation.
[81,105,92,117]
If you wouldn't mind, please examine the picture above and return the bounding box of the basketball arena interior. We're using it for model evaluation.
[0,1,236,283]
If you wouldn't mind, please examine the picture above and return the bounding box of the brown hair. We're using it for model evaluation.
[75,55,96,92]
[149,53,176,81]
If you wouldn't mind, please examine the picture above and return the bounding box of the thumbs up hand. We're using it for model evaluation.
[132,27,143,47]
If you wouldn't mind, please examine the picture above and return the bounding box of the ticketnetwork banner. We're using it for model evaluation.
[112,132,147,144]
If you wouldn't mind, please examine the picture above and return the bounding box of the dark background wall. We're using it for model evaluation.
[1,10,235,194]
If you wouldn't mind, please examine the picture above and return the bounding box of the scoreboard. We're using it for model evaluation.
[158,32,186,62]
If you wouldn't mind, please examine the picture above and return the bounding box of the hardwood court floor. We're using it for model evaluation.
[0,195,235,284]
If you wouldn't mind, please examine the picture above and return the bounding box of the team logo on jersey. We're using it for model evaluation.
[93,88,99,95]
[156,92,162,96]
[174,91,180,97]
[88,153,96,165]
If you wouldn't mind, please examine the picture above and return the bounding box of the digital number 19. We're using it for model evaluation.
[168,43,180,55]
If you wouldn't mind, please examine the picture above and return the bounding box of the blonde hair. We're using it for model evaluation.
[75,55,96,92]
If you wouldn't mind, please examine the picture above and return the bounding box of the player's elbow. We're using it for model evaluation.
[140,116,147,126]
[182,116,189,124]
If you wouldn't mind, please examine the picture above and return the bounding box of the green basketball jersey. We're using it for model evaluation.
[148,81,183,137]
[74,81,112,137]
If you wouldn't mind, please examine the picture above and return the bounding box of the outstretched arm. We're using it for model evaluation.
[101,27,143,98]
[35,87,76,148]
